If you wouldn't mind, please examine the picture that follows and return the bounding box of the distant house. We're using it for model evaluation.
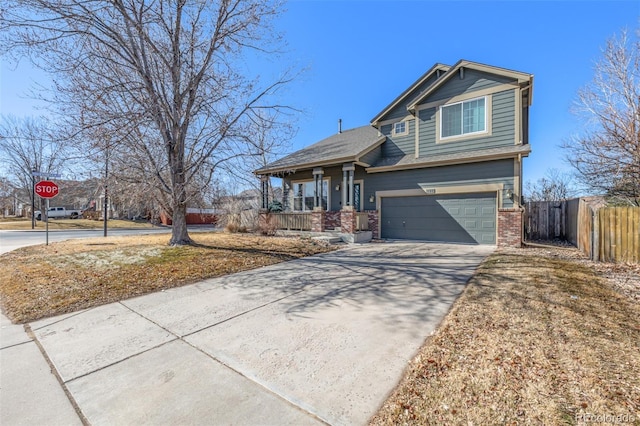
[159,208,219,226]
[256,60,533,246]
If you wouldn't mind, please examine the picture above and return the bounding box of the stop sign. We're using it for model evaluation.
[35,180,59,199]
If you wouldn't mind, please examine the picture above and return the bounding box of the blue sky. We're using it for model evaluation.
[1,0,639,185]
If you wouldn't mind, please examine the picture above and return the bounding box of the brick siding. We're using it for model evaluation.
[311,209,325,232]
[498,208,523,248]
[324,211,341,230]
[365,210,379,239]
[340,209,356,234]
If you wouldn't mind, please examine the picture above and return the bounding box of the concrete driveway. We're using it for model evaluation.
[1,241,493,425]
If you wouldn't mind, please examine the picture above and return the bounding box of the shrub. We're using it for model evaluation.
[224,222,239,233]
[258,213,278,236]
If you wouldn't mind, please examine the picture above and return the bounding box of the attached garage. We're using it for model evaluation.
[380,192,497,244]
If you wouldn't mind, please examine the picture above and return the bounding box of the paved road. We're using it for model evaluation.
[0,241,493,425]
[0,226,217,254]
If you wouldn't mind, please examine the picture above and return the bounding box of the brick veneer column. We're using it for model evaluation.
[311,208,325,232]
[366,210,379,239]
[498,208,523,247]
[324,211,341,230]
[340,207,356,234]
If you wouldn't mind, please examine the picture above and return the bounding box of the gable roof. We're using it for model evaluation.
[255,125,385,175]
[406,60,533,112]
[370,63,450,126]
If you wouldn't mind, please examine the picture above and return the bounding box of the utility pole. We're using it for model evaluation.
[103,142,109,237]
[31,168,36,229]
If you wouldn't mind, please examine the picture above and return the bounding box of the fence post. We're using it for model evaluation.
[593,208,599,262]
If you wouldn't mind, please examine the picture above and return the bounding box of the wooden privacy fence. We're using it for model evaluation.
[594,207,640,263]
[525,201,568,240]
[525,198,640,263]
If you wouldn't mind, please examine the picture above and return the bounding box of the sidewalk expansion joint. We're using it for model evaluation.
[31,309,90,331]
[24,323,91,426]
[182,287,309,339]
[0,339,34,351]
[64,337,179,384]
[120,293,330,425]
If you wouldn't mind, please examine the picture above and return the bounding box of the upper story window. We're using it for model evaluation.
[440,96,486,139]
[392,121,408,136]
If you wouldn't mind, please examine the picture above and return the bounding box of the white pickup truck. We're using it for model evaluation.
[35,207,83,220]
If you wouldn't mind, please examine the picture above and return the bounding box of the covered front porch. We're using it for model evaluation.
[257,162,380,240]
[254,125,386,241]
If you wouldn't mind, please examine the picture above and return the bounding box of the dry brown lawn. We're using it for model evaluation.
[0,218,156,230]
[0,233,334,323]
[372,246,640,425]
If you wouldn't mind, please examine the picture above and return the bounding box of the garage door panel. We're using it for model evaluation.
[381,193,496,245]
[482,206,495,215]
[464,220,478,229]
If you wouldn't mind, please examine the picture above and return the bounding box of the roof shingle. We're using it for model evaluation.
[255,126,383,174]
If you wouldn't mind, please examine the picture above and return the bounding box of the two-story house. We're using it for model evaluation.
[255,60,533,246]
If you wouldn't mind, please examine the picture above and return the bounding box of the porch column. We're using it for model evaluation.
[312,167,324,210]
[260,175,269,210]
[342,169,348,207]
[282,179,290,211]
[342,163,355,208]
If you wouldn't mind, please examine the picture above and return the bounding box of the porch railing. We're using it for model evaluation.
[356,212,369,231]
[270,212,312,231]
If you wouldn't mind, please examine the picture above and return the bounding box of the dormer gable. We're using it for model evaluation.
[370,63,450,126]
[407,60,533,112]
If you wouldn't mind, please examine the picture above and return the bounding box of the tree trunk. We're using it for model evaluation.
[169,162,192,245]
[170,202,192,245]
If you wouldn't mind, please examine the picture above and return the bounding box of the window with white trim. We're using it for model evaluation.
[440,96,486,139]
[392,121,408,136]
[292,180,329,211]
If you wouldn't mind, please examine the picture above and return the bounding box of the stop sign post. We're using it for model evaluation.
[35,180,59,199]
[34,180,59,246]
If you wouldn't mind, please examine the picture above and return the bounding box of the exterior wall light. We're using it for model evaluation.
[369,195,375,203]
[505,189,513,200]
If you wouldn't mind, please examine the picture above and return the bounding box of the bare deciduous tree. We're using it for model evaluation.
[524,168,577,202]
[1,0,295,245]
[0,176,16,217]
[219,109,294,203]
[563,28,640,206]
[0,115,69,216]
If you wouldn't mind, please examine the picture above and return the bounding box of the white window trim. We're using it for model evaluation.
[291,178,331,212]
[437,95,492,143]
[392,120,409,136]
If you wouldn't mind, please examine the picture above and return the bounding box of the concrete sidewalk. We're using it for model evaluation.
[0,242,493,425]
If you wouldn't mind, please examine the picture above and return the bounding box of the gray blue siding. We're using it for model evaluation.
[418,89,515,156]
[423,69,514,103]
[359,145,382,166]
[378,74,439,122]
[282,159,516,212]
[358,159,516,210]
[377,69,518,161]
[380,120,415,157]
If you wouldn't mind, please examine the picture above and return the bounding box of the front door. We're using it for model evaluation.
[353,183,361,212]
